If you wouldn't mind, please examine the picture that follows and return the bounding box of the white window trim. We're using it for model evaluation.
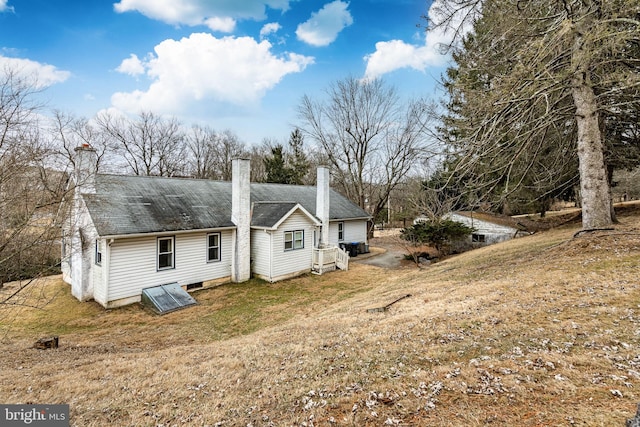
[284,230,304,251]
[337,221,344,242]
[157,236,175,270]
[206,232,221,263]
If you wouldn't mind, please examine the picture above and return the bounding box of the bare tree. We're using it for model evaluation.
[248,140,273,182]
[212,130,247,181]
[297,76,434,225]
[49,110,112,174]
[96,111,186,176]
[186,126,248,180]
[186,125,220,180]
[0,67,68,302]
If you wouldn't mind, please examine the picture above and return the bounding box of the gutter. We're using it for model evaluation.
[99,226,237,240]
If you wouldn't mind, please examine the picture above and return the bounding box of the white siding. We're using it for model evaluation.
[449,213,517,234]
[328,220,367,247]
[448,213,517,243]
[447,213,522,246]
[250,229,272,279]
[107,230,233,302]
[270,211,315,281]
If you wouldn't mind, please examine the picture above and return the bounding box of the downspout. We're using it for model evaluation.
[105,238,113,305]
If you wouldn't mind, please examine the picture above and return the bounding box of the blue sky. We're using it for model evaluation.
[0,0,455,144]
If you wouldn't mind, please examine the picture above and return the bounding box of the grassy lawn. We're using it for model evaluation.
[0,262,382,346]
[1,207,640,426]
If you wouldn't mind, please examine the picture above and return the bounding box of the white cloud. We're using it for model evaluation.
[111,33,314,113]
[113,0,294,30]
[0,0,14,13]
[204,16,236,32]
[260,22,281,40]
[363,0,478,79]
[363,36,445,80]
[115,54,146,76]
[0,55,70,88]
[296,1,353,47]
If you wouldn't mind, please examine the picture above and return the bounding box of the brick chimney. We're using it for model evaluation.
[231,158,251,282]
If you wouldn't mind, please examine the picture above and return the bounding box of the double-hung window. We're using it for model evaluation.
[284,230,304,251]
[337,222,344,241]
[158,236,175,270]
[207,233,221,262]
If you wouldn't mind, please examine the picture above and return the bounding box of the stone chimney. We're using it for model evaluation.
[74,144,98,194]
[231,158,251,282]
[316,166,330,248]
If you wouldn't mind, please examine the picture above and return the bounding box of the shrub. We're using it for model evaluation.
[401,219,475,256]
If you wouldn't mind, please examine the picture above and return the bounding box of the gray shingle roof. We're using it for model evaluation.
[83,174,370,237]
[251,202,299,229]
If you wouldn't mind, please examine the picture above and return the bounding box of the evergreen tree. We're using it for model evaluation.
[431,0,640,229]
[263,144,294,184]
[287,128,310,185]
[401,219,475,256]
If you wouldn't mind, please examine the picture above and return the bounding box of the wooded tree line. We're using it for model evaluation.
[427,0,640,229]
[54,76,437,228]
[53,109,312,184]
[0,70,68,295]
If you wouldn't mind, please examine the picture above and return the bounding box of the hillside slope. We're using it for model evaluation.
[1,207,640,426]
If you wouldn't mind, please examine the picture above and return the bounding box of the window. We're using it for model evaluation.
[186,282,203,290]
[158,236,175,270]
[472,233,486,243]
[207,233,221,262]
[337,222,344,241]
[284,230,304,251]
[95,240,102,265]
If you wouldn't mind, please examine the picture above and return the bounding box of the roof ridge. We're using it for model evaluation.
[97,173,228,183]
[252,200,298,204]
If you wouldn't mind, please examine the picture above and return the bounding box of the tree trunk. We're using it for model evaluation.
[607,164,618,223]
[571,12,613,230]
[572,80,612,229]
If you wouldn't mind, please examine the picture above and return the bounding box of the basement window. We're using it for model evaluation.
[186,282,203,290]
[472,233,486,243]
[141,282,197,315]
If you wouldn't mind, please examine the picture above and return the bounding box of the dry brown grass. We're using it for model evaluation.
[2,206,640,426]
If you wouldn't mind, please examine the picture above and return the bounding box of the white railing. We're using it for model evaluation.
[312,246,349,274]
[335,247,349,271]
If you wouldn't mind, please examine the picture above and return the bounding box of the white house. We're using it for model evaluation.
[446,211,531,246]
[62,145,370,308]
